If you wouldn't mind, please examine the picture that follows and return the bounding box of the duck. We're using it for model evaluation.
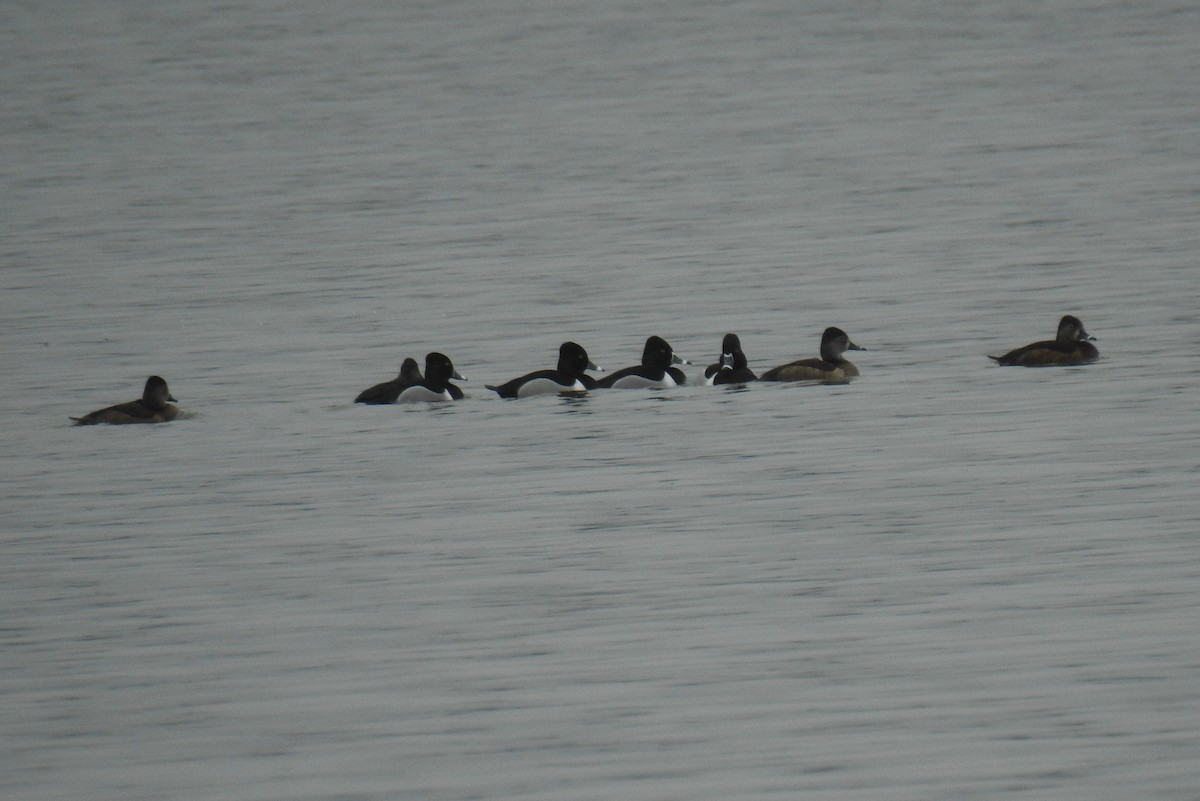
[486,341,601,398]
[72,376,179,425]
[594,336,689,389]
[354,357,422,404]
[703,333,757,386]
[988,315,1098,366]
[759,327,864,382]
[394,353,466,401]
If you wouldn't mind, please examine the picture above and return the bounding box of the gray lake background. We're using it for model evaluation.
[3,1,1199,799]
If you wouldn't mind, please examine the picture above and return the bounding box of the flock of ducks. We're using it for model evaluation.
[71,315,1098,424]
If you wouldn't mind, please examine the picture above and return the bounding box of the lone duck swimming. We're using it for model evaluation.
[989,315,1098,366]
[72,375,179,425]
[760,327,864,382]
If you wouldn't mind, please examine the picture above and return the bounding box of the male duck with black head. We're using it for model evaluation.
[394,352,466,401]
[72,375,180,425]
[355,357,422,404]
[760,327,864,382]
[989,315,1098,366]
[703,333,757,385]
[594,335,689,389]
[487,341,602,398]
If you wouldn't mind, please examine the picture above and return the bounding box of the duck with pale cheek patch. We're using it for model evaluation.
[394,353,466,402]
[72,376,180,425]
[760,327,864,382]
[988,315,1098,367]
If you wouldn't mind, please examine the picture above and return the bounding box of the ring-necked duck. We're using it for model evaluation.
[72,376,179,425]
[395,353,466,401]
[760,327,864,382]
[487,341,601,398]
[594,336,689,389]
[988,315,1099,366]
[355,357,422,404]
[703,333,757,385]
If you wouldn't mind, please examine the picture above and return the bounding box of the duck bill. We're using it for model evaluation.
[587,360,603,372]
[451,370,467,381]
[720,352,735,369]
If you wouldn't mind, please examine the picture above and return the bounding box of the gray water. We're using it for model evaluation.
[3,1,1200,799]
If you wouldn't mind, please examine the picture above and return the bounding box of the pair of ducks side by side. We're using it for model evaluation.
[354,352,466,403]
[703,327,864,385]
[487,336,690,396]
[71,316,1100,422]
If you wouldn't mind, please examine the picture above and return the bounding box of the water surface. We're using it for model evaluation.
[3,1,1199,799]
